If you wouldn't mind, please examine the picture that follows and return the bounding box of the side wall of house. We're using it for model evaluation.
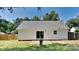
[18,29,68,40]
[44,29,68,40]
[18,30,36,40]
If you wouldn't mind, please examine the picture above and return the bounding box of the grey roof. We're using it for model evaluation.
[17,21,69,30]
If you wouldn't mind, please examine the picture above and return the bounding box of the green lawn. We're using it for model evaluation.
[0,40,79,51]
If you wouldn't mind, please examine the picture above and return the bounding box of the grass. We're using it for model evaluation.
[0,40,79,51]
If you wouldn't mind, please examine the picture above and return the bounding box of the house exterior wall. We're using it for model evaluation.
[44,29,68,40]
[18,30,36,40]
[18,29,68,40]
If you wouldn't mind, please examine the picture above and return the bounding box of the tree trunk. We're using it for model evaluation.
[39,39,43,46]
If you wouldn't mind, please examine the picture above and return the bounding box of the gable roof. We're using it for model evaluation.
[17,21,69,30]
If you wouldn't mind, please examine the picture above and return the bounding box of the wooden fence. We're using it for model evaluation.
[0,34,17,40]
[75,32,79,40]
[68,32,79,40]
[68,32,75,40]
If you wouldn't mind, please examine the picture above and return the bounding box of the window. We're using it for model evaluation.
[53,30,57,34]
[36,31,44,39]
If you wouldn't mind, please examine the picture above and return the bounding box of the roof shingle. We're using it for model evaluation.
[17,21,69,30]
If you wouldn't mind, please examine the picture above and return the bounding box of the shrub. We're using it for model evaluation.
[75,29,79,32]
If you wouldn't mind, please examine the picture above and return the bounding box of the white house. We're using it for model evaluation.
[17,21,69,41]
[70,27,79,32]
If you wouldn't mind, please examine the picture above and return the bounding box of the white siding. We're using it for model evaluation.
[44,29,68,40]
[18,30,36,40]
[17,21,69,40]
[18,29,68,40]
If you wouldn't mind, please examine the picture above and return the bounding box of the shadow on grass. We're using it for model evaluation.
[0,43,79,51]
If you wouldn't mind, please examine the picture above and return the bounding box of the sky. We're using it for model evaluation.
[0,7,79,22]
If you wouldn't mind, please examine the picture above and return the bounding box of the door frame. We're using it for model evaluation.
[36,31,44,39]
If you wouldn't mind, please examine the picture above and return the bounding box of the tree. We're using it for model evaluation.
[0,7,14,13]
[43,11,60,21]
[66,16,79,28]
[37,7,42,11]
[33,16,40,21]
[75,29,79,32]
[0,18,13,33]
[43,13,49,21]
[0,7,42,13]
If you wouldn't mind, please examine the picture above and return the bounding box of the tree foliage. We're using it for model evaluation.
[33,16,40,21]
[43,11,60,21]
[0,18,13,33]
[75,29,79,32]
[66,16,79,28]
[0,7,14,13]
[0,7,42,13]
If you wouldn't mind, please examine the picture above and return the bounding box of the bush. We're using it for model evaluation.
[75,29,79,32]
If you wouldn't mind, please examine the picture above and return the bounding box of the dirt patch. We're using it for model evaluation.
[18,40,79,45]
